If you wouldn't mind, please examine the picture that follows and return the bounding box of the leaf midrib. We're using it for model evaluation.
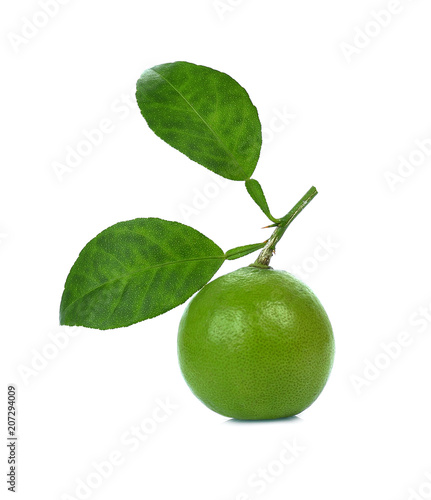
[150,68,247,178]
[61,254,225,316]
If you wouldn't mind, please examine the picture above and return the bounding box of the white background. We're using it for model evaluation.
[2,0,431,499]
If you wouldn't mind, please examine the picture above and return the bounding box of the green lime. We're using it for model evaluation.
[177,265,334,420]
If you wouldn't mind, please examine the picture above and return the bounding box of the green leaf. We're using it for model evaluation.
[225,242,266,261]
[245,179,279,223]
[136,61,262,181]
[60,218,225,330]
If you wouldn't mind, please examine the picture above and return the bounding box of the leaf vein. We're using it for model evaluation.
[63,255,225,316]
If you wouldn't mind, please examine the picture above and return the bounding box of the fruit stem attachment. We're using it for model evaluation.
[253,186,318,267]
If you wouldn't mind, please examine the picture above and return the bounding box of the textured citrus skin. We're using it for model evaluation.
[177,266,334,420]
